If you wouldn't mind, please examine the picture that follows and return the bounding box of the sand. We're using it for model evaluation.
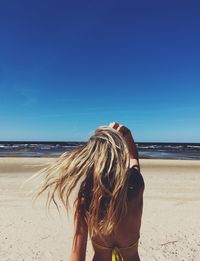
[0,157,200,261]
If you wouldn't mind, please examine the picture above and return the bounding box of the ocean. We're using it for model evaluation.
[0,141,199,160]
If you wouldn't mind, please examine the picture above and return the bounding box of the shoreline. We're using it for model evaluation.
[0,155,200,161]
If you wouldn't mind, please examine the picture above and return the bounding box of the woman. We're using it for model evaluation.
[35,122,145,261]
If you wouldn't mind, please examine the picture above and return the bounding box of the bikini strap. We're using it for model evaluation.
[92,236,140,261]
[112,237,139,261]
[92,241,124,261]
[112,247,124,261]
[121,236,140,250]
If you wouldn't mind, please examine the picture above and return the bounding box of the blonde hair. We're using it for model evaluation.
[34,126,131,237]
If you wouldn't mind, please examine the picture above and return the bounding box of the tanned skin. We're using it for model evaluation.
[70,122,144,261]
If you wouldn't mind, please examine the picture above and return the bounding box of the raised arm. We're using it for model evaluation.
[109,122,140,172]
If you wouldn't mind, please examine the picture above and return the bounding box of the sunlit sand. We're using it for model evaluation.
[0,158,199,260]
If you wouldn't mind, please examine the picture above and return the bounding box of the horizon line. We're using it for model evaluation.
[0,140,200,144]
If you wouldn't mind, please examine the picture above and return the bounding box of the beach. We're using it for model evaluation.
[0,157,200,261]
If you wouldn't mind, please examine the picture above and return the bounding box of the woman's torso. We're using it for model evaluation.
[91,167,144,261]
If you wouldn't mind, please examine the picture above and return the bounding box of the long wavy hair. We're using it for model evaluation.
[33,126,131,237]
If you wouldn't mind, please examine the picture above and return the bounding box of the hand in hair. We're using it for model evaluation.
[109,122,140,171]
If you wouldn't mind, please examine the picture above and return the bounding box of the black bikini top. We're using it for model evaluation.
[127,166,145,198]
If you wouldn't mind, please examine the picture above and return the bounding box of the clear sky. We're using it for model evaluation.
[0,0,200,142]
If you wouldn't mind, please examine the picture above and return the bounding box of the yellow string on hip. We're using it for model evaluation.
[112,247,124,261]
[91,236,139,261]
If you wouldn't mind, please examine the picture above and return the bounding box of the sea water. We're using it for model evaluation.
[0,142,199,160]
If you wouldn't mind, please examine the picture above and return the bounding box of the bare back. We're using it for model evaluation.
[91,167,145,261]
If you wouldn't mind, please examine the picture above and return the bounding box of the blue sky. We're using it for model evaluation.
[0,0,200,142]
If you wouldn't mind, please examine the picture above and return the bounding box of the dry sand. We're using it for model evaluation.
[0,157,200,261]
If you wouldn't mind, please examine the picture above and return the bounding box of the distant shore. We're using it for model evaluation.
[0,157,200,260]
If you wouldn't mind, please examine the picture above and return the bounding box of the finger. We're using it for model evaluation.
[117,125,127,136]
[117,124,123,132]
[109,122,120,129]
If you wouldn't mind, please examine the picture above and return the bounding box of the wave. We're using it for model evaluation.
[0,142,199,160]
